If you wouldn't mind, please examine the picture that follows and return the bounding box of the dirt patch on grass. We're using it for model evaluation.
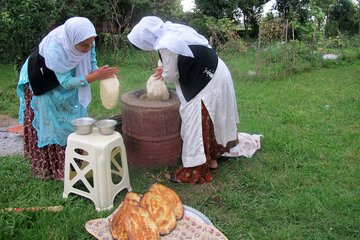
[0,114,18,127]
[0,114,24,157]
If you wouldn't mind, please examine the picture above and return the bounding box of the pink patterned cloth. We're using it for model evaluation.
[85,215,228,240]
[23,84,65,180]
[222,132,263,158]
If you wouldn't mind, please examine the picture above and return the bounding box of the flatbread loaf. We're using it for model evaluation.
[139,191,176,235]
[124,205,160,240]
[100,75,120,109]
[124,192,142,203]
[109,192,141,240]
[146,74,169,100]
[148,183,184,220]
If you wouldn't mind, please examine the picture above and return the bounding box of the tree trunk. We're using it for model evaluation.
[358,2,360,55]
[256,23,262,76]
[281,2,287,42]
[358,21,360,56]
[292,21,296,67]
[322,16,328,64]
[311,18,317,64]
[109,0,135,65]
[244,15,249,39]
[284,19,288,72]
[337,28,344,54]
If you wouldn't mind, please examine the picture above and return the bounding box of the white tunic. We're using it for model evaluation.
[159,49,239,167]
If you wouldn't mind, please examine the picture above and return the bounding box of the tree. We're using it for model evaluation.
[55,0,109,24]
[0,0,58,66]
[275,0,311,28]
[152,0,184,22]
[237,0,270,38]
[327,0,358,36]
[0,0,158,66]
[194,0,239,19]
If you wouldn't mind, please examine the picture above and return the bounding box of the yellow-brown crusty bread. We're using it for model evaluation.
[109,192,141,240]
[148,183,184,220]
[124,192,142,204]
[124,205,160,240]
[109,200,131,240]
[139,191,177,235]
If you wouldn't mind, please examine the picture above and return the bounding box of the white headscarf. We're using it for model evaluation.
[127,16,210,58]
[39,17,97,107]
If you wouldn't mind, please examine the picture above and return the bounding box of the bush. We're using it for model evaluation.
[0,0,59,67]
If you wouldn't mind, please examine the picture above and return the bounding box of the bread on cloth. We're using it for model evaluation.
[148,183,184,220]
[124,192,141,203]
[146,74,169,100]
[124,205,160,240]
[100,74,120,109]
[140,191,177,235]
[110,184,183,239]
[109,192,141,240]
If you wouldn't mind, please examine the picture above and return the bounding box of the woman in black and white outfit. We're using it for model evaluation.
[128,16,239,184]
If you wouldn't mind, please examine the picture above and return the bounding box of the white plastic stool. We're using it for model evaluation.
[63,127,131,211]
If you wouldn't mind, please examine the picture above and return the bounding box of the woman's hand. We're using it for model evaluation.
[154,66,163,80]
[85,65,119,83]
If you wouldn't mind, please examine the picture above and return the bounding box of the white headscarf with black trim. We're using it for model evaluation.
[39,17,97,107]
[127,16,210,58]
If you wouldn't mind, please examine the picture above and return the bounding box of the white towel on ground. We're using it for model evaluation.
[222,132,263,158]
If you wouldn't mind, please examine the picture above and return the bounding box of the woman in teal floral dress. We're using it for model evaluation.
[17,17,119,180]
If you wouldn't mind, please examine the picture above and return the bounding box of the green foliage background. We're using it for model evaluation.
[0,0,58,66]
[1,0,360,68]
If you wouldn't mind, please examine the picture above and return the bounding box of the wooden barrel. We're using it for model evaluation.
[120,88,182,168]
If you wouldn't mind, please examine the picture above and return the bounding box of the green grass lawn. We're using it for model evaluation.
[0,51,359,239]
